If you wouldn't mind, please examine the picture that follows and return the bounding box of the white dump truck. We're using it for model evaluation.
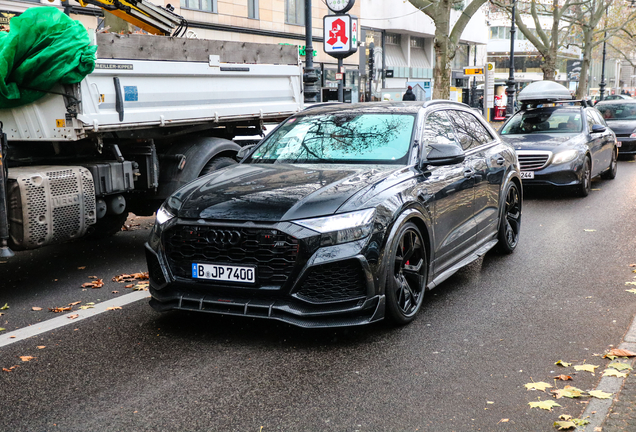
[0,32,303,256]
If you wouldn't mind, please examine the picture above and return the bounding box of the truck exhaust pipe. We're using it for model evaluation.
[0,122,15,258]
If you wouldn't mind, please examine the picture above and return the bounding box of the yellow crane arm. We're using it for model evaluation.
[75,0,187,36]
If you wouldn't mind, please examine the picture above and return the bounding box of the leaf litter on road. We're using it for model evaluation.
[554,374,573,381]
[31,307,42,311]
[81,279,104,289]
[49,306,72,313]
[588,390,612,399]
[573,364,598,374]
[555,360,572,367]
[602,369,628,378]
[607,362,632,371]
[524,381,552,392]
[605,348,636,358]
[528,399,561,411]
[19,356,35,362]
[551,386,585,399]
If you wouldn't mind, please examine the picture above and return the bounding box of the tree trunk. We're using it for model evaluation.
[576,27,594,99]
[432,12,453,99]
[541,54,557,81]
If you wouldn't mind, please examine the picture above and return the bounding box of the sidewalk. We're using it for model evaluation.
[602,368,636,431]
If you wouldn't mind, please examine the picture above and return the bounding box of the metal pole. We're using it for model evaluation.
[368,42,375,101]
[0,122,15,258]
[600,7,608,101]
[338,58,344,102]
[471,45,477,107]
[505,0,517,117]
[303,0,320,103]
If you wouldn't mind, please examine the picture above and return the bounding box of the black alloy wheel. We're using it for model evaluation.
[576,157,592,197]
[385,222,427,325]
[601,147,618,180]
[495,182,521,254]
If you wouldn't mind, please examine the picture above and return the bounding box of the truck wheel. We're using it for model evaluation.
[87,212,130,239]
[199,157,237,177]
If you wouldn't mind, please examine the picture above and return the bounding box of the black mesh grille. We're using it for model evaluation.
[165,225,299,287]
[295,260,367,303]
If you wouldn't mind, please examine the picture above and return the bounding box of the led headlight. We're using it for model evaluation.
[156,205,175,225]
[552,149,578,165]
[155,196,182,225]
[295,208,376,246]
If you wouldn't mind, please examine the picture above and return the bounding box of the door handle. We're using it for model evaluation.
[496,157,505,165]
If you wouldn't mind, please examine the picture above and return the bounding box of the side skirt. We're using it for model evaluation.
[427,239,498,290]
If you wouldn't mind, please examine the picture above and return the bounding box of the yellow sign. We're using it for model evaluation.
[56,119,66,128]
[487,62,494,71]
[464,67,484,75]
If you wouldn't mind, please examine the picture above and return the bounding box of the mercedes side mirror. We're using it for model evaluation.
[591,124,606,133]
[422,143,466,167]
[236,144,255,162]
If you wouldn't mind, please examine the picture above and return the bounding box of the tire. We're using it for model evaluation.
[495,181,521,254]
[199,156,237,177]
[385,222,427,325]
[87,211,129,239]
[601,147,618,180]
[575,157,592,197]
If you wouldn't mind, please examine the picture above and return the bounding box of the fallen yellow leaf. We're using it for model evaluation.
[589,390,612,399]
[524,381,552,392]
[31,307,42,311]
[19,356,35,362]
[528,399,561,411]
[602,369,627,378]
[106,306,122,311]
[573,364,598,374]
[36,346,45,349]
[68,301,81,306]
[67,314,79,320]
[554,421,576,430]
[555,360,572,367]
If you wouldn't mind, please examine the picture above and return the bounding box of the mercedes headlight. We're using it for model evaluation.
[552,149,578,165]
[295,208,376,246]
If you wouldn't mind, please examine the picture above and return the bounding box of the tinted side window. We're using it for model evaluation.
[591,110,606,126]
[422,111,460,148]
[446,110,493,150]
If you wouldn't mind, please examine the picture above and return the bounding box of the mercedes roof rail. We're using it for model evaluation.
[423,100,471,108]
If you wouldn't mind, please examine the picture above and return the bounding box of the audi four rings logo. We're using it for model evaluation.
[206,229,242,245]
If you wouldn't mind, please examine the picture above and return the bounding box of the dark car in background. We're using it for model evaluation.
[145,101,522,328]
[500,82,617,197]
[595,99,636,156]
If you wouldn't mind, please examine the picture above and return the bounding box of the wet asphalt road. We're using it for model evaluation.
[2,161,636,432]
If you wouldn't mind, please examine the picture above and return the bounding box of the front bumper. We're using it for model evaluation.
[145,219,387,328]
[520,160,584,187]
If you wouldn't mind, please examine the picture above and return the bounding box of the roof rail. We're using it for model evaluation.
[521,99,592,110]
[423,100,471,108]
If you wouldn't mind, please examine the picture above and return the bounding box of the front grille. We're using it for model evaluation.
[295,260,367,303]
[165,225,299,287]
[517,151,551,171]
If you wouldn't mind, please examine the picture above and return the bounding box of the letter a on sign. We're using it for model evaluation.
[324,15,354,57]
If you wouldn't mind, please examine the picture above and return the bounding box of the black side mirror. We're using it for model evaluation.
[236,144,255,162]
[422,143,466,167]
[591,124,606,133]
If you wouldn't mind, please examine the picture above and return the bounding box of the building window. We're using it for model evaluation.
[386,33,401,45]
[285,0,305,25]
[248,0,259,19]
[410,37,426,48]
[181,0,216,12]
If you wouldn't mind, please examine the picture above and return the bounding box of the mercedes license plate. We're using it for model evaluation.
[520,171,534,179]
[192,263,256,283]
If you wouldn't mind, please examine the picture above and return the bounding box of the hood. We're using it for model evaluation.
[605,119,636,135]
[500,133,580,151]
[175,163,403,221]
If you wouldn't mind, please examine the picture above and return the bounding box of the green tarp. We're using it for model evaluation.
[0,7,96,109]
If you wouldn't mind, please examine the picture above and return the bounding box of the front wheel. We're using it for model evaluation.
[495,181,521,254]
[575,157,592,197]
[385,222,427,325]
[601,147,617,180]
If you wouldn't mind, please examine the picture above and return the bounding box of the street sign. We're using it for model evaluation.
[486,62,495,109]
[335,73,344,80]
[464,67,484,75]
[323,14,358,59]
[385,70,394,78]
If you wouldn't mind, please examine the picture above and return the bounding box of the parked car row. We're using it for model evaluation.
[144,81,623,329]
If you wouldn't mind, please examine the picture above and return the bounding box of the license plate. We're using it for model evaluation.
[617,141,622,147]
[192,263,256,283]
[520,171,534,179]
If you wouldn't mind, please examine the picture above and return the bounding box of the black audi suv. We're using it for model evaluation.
[146,101,522,328]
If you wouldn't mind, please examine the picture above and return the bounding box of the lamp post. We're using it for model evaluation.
[505,0,517,117]
[599,8,608,101]
[471,45,477,107]
[303,0,320,103]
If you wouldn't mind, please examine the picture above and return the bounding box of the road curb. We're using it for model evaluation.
[581,313,636,431]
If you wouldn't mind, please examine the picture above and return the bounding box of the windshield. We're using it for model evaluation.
[247,113,416,164]
[501,109,582,135]
[597,103,636,120]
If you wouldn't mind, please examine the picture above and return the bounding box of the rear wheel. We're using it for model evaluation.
[87,211,129,239]
[199,156,237,177]
[385,222,427,325]
[495,182,521,254]
[575,157,592,197]
[601,147,618,180]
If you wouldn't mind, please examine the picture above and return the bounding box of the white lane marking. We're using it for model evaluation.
[0,290,150,349]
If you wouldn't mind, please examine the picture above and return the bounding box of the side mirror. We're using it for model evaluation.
[591,124,606,133]
[236,144,256,162]
[422,143,466,167]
